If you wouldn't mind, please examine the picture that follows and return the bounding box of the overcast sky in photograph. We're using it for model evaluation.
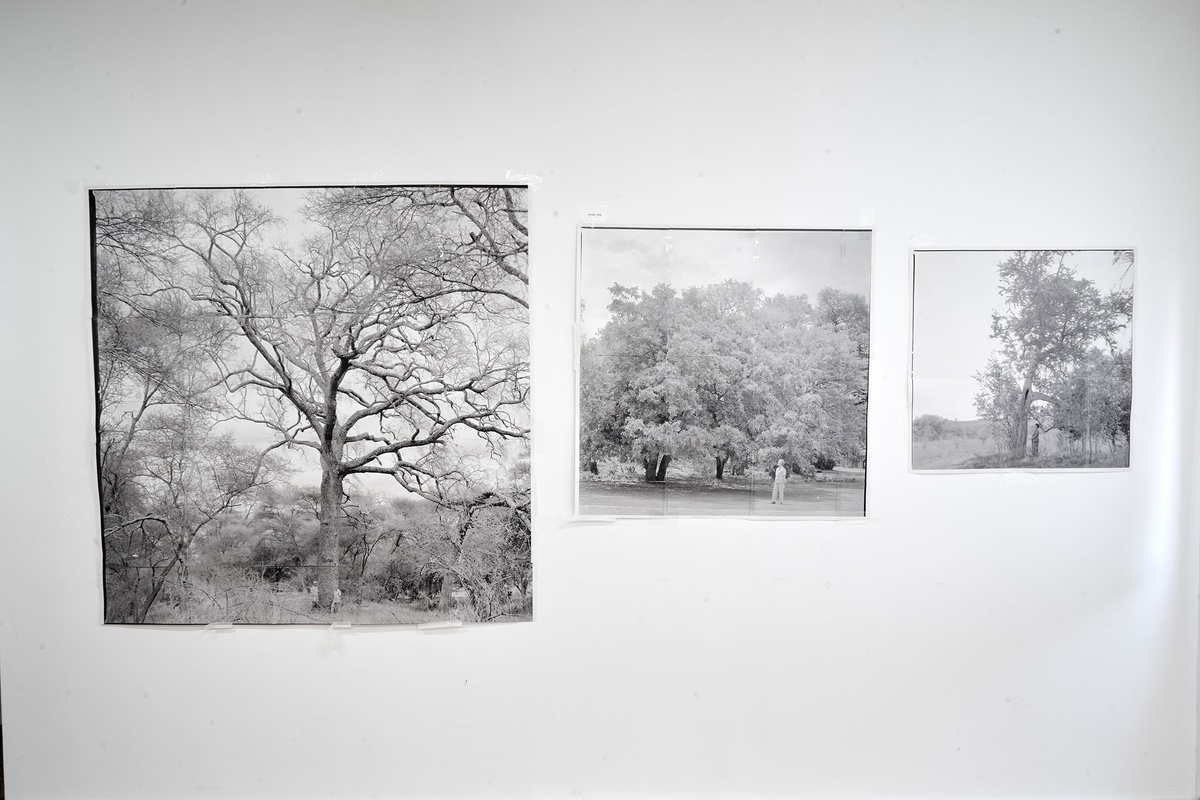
[578,227,873,339]
[911,249,1134,421]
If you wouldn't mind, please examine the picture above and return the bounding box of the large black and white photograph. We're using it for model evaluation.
[911,249,1134,471]
[94,186,531,624]
[577,227,871,517]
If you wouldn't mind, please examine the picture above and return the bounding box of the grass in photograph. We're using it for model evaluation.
[579,467,864,517]
[913,417,1130,470]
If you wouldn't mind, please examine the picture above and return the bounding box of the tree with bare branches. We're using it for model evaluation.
[94,186,530,618]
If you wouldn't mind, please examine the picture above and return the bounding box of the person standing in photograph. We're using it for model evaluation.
[771,459,787,504]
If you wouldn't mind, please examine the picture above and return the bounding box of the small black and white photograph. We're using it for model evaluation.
[577,227,871,517]
[94,186,531,624]
[911,249,1134,471]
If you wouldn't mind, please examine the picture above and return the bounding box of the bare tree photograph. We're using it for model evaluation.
[911,249,1134,471]
[577,227,871,517]
[93,186,531,624]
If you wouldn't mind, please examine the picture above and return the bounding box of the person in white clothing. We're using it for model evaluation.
[771,459,787,504]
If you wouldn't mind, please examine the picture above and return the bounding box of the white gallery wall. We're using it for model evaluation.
[1,1,1198,797]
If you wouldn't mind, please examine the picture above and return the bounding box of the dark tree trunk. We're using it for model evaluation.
[641,454,672,481]
[715,456,726,480]
[587,460,598,474]
[643,457,657,483]
[654,454,671,482]
[1010,404,1029,456]
[1010,376,1036,458]
[316,458,343,610]
[1030,424,1040,457]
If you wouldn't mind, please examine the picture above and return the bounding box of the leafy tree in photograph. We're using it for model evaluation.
[816,287,870,408]
[677,281,761,478]
[1041,347,1132,460]
[577,277,870,481]
[973,251,1132,459]
[751,301,867,472]
[705,423,751,480]
[579,283,705,482]
[621,359,705,482]
[577,338,620,474]
[580,280,763,482]
[815,288,870,353]
[972,356,1026,451]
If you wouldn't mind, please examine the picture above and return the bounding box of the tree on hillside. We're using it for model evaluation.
[95,187,529,613]
[973,251,1132,459]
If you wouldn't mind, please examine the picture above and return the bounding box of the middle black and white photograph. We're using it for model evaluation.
[576,227,872,518]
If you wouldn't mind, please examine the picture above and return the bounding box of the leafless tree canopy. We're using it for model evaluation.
[95,186,531,623]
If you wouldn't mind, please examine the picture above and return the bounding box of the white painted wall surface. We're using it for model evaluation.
[0,1,1197,797]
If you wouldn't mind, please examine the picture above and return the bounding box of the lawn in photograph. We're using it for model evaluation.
[94,186,531,624]
[577,227,871,517]
[911,249,1133,470]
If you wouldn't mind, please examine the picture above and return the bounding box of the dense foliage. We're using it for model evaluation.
[579,280,869,482]
[971,251,1132,464]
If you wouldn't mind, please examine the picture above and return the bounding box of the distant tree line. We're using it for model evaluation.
[579,280,869,482]
[911,415,988,441]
